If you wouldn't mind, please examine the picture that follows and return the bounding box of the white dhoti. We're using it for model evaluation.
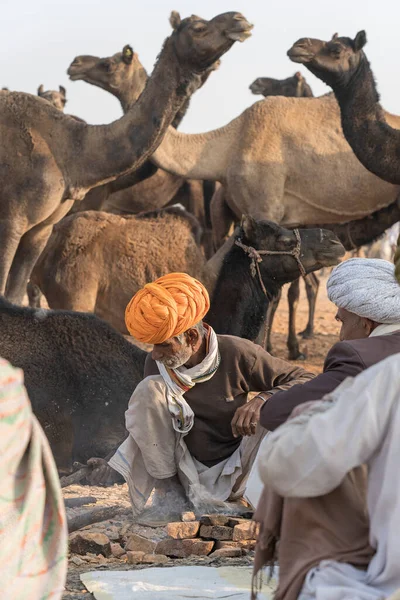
[109,376,265,517]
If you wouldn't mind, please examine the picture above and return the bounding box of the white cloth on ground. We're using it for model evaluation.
[109,376,266,516]
[327,258,400,323]
[257,353,400,600]
[155,326,220,434]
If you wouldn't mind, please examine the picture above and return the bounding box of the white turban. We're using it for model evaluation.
[327,258,400,323]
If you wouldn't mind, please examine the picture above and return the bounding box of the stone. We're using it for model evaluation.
[227,517,249,527]
[182,539,215,556]
[125,533,157,554]
[200,514,230,527]
[97,554,108,564]
[69,532,111,558]
[110,542,126,558]
[104,525,120,542]
[240,539,257,551]
[181,511,196,522]
[209,547,243,558]
[233,522,258,541]
[70,556,85,566]
[214,541,241,550]
[156,538,214,558]
[126,551,145,564]
[199,525,233,541]
[166,521,200,539]
[142,554,170,564]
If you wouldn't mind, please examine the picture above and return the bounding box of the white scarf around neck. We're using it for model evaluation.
[156,326,220,435]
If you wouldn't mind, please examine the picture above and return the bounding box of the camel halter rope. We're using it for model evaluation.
[234,228,307,347]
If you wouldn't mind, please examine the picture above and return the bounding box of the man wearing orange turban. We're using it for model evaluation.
[108,272,314,518]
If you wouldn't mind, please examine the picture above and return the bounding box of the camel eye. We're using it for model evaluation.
[192,23,207,33]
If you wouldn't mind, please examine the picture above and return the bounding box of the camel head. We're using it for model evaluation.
[287,31,367,88]
[67,44,147,97]
[168,11,253,73]
[37,84,67,111]
[249,72,312,97]
[239,216,345,285]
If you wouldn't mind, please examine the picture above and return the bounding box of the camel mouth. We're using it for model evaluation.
[227,23,254,43]
[317,240,346,266]
[249,82,263,95]
[287,47,314,64]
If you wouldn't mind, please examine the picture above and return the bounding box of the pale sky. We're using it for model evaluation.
[1,0,399,132]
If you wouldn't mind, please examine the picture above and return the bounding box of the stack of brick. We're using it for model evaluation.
[69,511,258,566]
[125,512,258,563]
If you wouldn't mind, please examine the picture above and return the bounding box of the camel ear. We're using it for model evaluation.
[295,71,303,80]
[241,215,257,239]
[59,85,66,98]
[331,33,338,40]
[37,84,44,96]
[169,10,181,30]
[122,45,134,65]
[354,30,367,51]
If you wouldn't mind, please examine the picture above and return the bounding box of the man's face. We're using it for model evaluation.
[151,334,193,368]
[335,307,372,341]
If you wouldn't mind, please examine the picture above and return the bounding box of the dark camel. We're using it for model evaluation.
[249,71,313,97]
[0,11,252,304]
[288,31,400,185]
[0,217,343,473]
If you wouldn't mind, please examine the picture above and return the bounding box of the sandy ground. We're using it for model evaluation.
[63,271,339,598]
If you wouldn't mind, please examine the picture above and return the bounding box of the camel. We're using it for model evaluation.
[30,206,206,333]
[67,36,219,227]
[2,216,343,473]
[249,71,313,97]
[287,31,400,186]
[0,11,252,305]
[30,201,345,335]
[37,84,67,111]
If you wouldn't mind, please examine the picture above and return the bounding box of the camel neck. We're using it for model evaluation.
[207,243,278,340]
[76,38,194,191]
[333,56,400,185]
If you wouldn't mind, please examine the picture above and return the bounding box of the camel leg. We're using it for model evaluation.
[300,273,320,339]
[287,278,305,361]
[210,186,236,250]
[256,290,281,354]
[0,221,23,296]
[5,223,54,305]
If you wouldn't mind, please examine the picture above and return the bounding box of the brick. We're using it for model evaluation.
[233,522,258,541]
[209,547,243,558]
[200,514,231,527]
[142,554,170,564]
[110,542,126,558]
[199,525,233,541]
[69,532,111,557]
[126,551,145,564]
[214,541,241,550]
[181,511,196,522]
[166,521,200,539]
[156,538,214,558]
[240,539,257,551]
[125,533,157,554]
[227,517,249,527]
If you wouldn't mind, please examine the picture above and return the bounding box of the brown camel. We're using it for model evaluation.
[288,31,400,186]
[37,84,67,111]
[29,206,344,339]
[249,71,313,97]
[0,11,252,305]
[68,34,219,222]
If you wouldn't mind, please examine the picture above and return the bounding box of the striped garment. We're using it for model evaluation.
[0,358,67,600]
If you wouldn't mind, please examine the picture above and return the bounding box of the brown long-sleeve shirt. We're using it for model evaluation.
[144,334,314,467]
[260,330,400,431]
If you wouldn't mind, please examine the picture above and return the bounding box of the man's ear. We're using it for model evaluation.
[185,327,199,346]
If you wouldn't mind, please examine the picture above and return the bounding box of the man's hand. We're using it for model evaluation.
[87,457,113,486]
[231,395,269,438]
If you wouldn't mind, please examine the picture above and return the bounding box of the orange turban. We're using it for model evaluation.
[125,272,210,344]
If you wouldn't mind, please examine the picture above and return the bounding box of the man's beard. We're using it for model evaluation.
[158,345,193,369]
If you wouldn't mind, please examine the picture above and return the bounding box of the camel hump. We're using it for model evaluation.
[135,205,203,246]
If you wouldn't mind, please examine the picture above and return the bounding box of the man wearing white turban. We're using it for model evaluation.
[252,258,400,600]
[260,258,400,430]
